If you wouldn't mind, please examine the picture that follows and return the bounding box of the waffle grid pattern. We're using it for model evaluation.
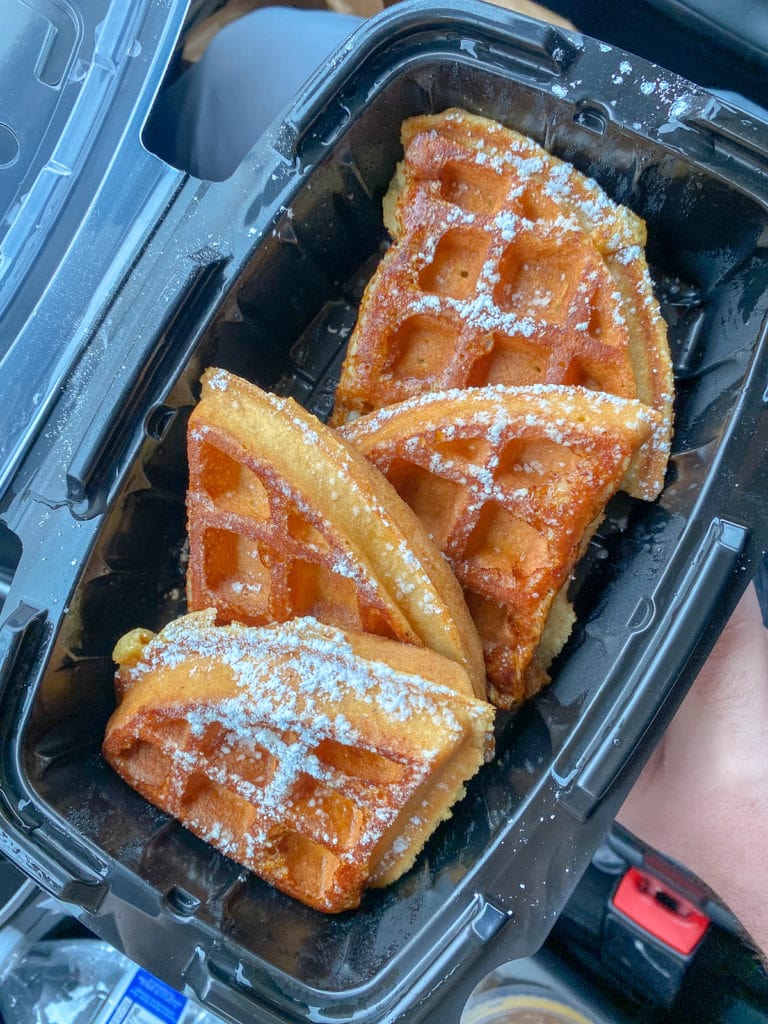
[105,614,494,911]
[187,424,405,638]
[114,709,421,912]
[342,387,660,707]
[332,109,673,500]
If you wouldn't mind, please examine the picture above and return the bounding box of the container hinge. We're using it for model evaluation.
[0,823,108,915]
[0,601,46,703]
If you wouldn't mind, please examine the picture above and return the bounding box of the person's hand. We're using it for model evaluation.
[618,583,768,953]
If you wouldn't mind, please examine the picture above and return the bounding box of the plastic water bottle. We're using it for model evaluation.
[0,938,224,1024]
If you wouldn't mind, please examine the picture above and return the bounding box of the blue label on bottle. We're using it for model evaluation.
[106,968,188,1024]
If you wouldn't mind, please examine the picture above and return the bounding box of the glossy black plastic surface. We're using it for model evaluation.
[0,0,188,500]
[1,3,767,1022]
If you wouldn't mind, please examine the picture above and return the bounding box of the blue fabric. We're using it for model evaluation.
[147,7,363,180]
[146,10,768,182]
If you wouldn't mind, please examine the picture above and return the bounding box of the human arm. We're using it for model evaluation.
[618,583,768,954]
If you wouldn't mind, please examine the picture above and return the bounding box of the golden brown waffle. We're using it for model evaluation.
[331,108,673,500]
[104,611,495,912]
[341,385,664,708]
[186,368,485,698]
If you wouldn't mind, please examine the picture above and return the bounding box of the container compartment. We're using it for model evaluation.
[2,5,768,1022]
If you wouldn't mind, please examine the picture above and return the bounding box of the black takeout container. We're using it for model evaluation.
[1,3,768,1021]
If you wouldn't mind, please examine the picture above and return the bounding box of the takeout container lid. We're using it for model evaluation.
[1,2,768,1022]
[0,0,188,500]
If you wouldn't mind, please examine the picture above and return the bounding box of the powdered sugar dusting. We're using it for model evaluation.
[337,109,673,502]
[114,613,492,903]
[194,371,476,658]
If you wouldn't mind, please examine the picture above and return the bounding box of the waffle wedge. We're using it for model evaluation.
[104,611,495,912]
[341,385,664,708]
[332,108,673,500]
[186,368,485,698]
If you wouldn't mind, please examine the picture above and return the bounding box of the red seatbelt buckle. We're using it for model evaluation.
[612,866,710,955]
